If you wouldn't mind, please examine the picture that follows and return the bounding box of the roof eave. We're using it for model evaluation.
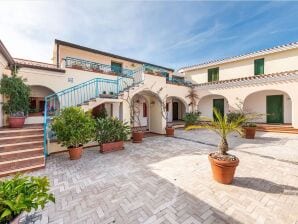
[0,40,14,66]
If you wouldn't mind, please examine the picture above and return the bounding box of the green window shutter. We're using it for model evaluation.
[254,58,264,75]
[111,61,122,74]
[208,67,219,82]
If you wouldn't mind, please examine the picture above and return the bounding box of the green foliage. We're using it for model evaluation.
[51,107,95,148]
[186,108,246,154]
[93,107,108,119]
[183,112,201,127]
[242,122,257,127]
[0,71,30,116]
[95,117,131,144]
[226,112,245,124]
[0,174,55,223]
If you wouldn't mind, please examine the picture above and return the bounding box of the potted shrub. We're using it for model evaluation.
[183,112,201,127]
[95,117,131,153]
[51,107,95,160]
[242,122,257,139]
[0,70,30,128]
[0,174,55,224]
[187,109,245,184]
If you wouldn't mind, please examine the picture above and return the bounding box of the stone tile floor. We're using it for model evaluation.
[30,130,298,224]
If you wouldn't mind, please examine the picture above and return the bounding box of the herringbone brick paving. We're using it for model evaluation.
[30,130,297,224]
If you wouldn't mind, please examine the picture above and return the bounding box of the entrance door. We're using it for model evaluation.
[173,102,179,120]
[213,99,224,120]
[266,95,283,123]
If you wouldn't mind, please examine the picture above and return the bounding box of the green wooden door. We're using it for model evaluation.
[213,99,224,120]
[266,95,283,123]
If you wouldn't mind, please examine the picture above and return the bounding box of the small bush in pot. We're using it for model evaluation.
[95,117,131,153]
[0,174,55,223]
[242,122,257,139]
[183,112,201,127]
[186,109,246,184]
[51,107,95,160]
[0,69,30,128]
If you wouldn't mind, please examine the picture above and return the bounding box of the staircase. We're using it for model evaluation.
[0,125,45,177]
[256,124,298,134]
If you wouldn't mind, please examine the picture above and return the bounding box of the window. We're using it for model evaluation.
[111,61,122,74]
[166,103,169,112]
[208,67,219,82]
[172,76,185,83]
[254,58,264,75]
[143,103,147,117]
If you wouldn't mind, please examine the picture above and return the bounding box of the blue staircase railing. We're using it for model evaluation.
[43,65,144,156]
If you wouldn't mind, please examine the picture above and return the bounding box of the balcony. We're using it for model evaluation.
[64,57,134,77]
[166,76,192,86]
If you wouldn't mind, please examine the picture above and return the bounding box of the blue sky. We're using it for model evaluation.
[1,1,298,70]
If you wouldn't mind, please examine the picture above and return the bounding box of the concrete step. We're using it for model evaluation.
[0,148,44,162]
[0,128,43,137]
[0,141,43,152]
[0,134,44,144]
[0,158,45,178]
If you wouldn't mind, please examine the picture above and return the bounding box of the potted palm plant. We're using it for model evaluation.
[51,107,95,160]
[0,69,30,128]
[187,109,246,184]
[95,117,131,153]
[0,174,55,224]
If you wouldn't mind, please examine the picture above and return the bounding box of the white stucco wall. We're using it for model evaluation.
[243,90,292,123]
[185,48,298,84]
[0,53,8,127]
[198,95,229,120]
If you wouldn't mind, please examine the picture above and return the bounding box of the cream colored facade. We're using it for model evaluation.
[179,41,298,128]
[1,39,298,154]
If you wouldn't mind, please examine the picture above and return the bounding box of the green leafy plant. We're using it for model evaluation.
[92,107,108,119]
[0,69,30,116]
[242,122,257,127]
[186,108,246,155]
[183,112,201,127]
[226,111,245,124]
[186,87,199,113]
[95,117,131,144]
[51,107,95,148]
[0,174,55,223]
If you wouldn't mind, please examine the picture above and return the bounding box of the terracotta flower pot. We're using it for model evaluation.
[243,127,256,139]
[208,154,239,184]
[68,146,83,160]
[132,131,143,143]
[165,127,174,137]
[8,116,26,128]
[100,141,124,153]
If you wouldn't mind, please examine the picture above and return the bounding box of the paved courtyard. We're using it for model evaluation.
[31,130,298,224]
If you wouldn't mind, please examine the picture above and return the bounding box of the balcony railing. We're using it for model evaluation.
[166,76,192,86]
[64,57,134,77]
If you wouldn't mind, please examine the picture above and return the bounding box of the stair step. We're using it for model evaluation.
[0,163,45,178]
[0,128,43,137]
[0,141,43,152]
[0,156,45,175]
[0,134,44,144]
[0,148,43,162]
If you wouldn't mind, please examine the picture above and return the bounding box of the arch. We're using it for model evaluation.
[130,90,165,134]
[29,85,56,116]
[197,94,229,120]
[243,89,292,124]
[166,96,187,122]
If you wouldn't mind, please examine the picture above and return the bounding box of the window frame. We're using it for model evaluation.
[208,67,219,82]
[254,58,264,75]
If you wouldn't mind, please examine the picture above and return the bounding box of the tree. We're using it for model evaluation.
[186,87,199,113]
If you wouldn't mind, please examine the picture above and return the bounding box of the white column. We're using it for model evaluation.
[112,102,120,119]
[291,94,298,128]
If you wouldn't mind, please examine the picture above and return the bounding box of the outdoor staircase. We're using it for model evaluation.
[0,124,45,177]
[256,124,298,134]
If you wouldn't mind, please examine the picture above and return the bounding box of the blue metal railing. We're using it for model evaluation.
[43,65,144,156]
[65,57,134,77]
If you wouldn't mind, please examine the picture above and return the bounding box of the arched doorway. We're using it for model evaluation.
[243,90,292,124]
[198,94,229,120]
[166,97,187,122]
[27,85,56,124]
[131,90,164,134]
